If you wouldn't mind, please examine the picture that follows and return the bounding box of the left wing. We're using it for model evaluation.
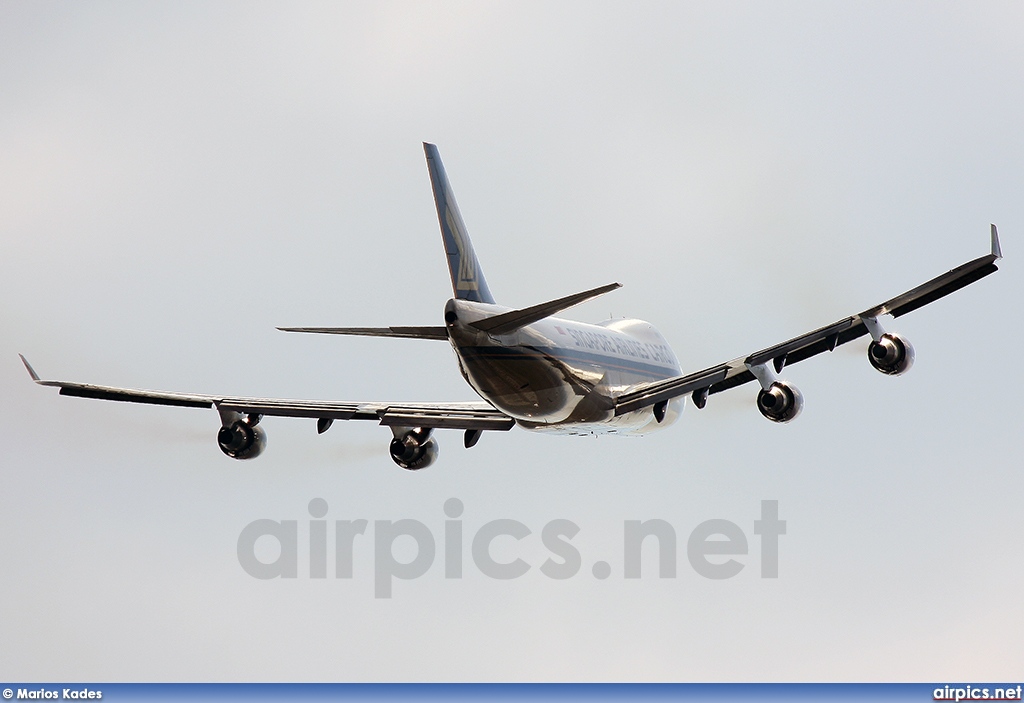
[614,226,1002,416]
[18,355,514,431]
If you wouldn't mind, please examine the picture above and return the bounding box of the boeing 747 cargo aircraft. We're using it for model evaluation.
[21,144,1003,469]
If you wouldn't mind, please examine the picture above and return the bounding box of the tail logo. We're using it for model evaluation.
[446,207,478,292]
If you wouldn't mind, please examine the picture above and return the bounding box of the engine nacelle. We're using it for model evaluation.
[868,332,915,376]
[756,381,804,423]
[218,419,267,460]
[389,428,439,470]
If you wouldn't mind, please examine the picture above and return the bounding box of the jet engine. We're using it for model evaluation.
[756,381,804,423]
[218,417,267,460]
[868,332,915,376]
[389,427,439,470]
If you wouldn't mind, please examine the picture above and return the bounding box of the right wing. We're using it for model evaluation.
[19,355,513,431]
[614,226,1003,415]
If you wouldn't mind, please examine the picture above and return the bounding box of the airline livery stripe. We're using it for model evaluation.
[458,345,678,379]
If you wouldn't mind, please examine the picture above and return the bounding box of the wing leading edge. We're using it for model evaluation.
[614,226,1002,416]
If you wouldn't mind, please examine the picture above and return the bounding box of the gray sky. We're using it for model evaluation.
[1,1,1022,681]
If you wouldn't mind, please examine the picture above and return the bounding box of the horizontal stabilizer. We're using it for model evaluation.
[471,282,622,335]
[277,326,449,340]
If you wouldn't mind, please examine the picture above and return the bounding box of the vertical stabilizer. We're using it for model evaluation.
[423,143,495,304]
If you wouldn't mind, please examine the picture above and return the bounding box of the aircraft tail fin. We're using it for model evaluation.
[424,143,495,304]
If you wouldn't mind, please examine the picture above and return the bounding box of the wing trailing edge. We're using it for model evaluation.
[19,355,513,431]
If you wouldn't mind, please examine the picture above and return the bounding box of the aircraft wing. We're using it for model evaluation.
[614,226,1002,416]
[19,356,514,431]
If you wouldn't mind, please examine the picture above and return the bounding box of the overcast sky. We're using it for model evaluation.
[1,1,1022,682]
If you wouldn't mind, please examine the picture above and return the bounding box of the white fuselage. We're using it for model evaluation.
[444,298,684,435]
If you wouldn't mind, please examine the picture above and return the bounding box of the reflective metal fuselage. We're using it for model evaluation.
[444,299,684,435]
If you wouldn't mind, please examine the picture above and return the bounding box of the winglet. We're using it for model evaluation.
[19,354,41,382]
[991,224,1002,259]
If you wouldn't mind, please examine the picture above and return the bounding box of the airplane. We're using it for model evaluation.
[20,143,1003,470]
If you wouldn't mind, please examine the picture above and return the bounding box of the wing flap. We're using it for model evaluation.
[745,318,855,369]
[57,384,214,408]
[379,409,515,430]
[216,398,512,429]
[217,398,366,420]
[614,364,729,416]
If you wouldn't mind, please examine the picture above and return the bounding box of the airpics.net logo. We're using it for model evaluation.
[237,499,786,598]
